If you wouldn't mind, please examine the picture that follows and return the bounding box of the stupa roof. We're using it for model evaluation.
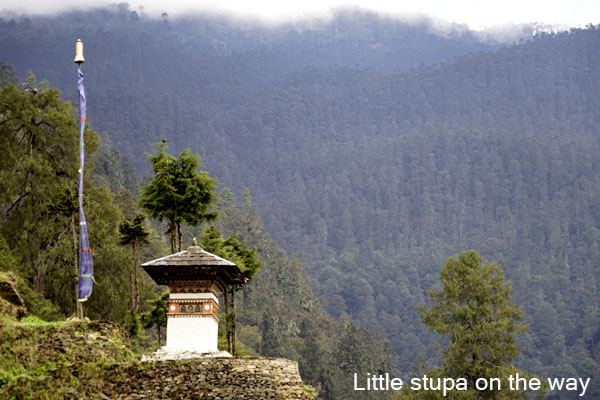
[142,245,247,287]
[142,245,236,267]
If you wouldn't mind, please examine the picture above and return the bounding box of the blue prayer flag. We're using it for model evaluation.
[77,68,94,301]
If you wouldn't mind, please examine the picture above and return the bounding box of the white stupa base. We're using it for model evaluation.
[165,316,218,352]
[141,348,232,361]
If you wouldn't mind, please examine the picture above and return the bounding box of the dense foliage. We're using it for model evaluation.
[208,198,395,399]
[0,73,393,399]
[199,224,262,354]
[0,78,159,324]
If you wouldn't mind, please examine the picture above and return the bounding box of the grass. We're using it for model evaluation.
[303,384,317,397]
[0,313,136,398]
[0,270,10,281]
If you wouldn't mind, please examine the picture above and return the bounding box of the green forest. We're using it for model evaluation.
[0,68,393,399]
[1,4,599,399]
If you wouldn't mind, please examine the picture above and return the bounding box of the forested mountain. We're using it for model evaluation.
[1,5,599,399]
[0,6,500,89]
[0,79,392,399]
[209,197,395,399]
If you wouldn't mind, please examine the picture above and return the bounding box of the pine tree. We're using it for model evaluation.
[118,213,150,314]
[141,291,169,347]
[403,250,538,399]
[0,61,18,87]
[260,309,284,357]
[139,142,217,253]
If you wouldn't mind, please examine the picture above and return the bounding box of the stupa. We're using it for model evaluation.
[142,239,246,356]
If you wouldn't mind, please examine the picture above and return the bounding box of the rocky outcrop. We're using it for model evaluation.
[0,272,25,319]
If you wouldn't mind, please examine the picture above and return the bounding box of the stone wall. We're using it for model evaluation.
[82,357,314,399]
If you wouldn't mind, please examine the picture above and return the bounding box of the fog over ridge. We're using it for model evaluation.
[0,2,583,45]
[1,0,596,36]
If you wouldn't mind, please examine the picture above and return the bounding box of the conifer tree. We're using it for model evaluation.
[0,61,18,87]
[139,142,217,253]
[200,225,261,354]
[118,213,150,314]
[141,291,169,347]
[400,250,538,399]
[260,308,284,357]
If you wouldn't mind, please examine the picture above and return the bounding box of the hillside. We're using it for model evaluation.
[0,6,599,398]
[0,302,133,398]
[0,72,391,399]
[0,290,311,399]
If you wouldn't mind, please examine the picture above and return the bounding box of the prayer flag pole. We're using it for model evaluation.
[74,39,94,318]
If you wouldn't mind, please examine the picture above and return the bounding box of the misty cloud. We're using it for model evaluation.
[1,0,597,31]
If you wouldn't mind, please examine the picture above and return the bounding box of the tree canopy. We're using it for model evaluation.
[0,76,163,324]
[139,142,217,253]
[200,225,262,354]
[118,213,150,314]
[404,250,535,399]
[200,225,261,283]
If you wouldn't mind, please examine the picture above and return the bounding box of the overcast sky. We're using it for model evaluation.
[2,0,599,30]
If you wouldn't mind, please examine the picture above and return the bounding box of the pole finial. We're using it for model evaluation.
[74,39,85,65]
